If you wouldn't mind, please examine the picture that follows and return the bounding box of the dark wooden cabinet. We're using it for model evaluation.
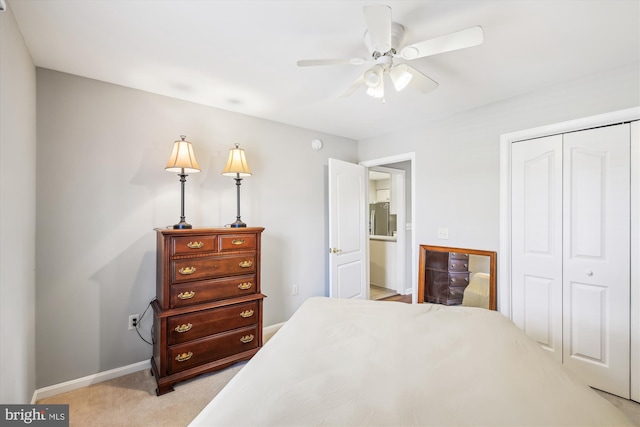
[151,227,265,395]
[423,250,470,305]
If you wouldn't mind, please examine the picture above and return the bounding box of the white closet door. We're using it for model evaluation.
[511,135,563,360]
[562,124,630,398]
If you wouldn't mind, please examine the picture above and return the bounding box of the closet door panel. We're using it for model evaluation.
[522,275,555,350]
[511,135,563,360]
[563,124,630,398]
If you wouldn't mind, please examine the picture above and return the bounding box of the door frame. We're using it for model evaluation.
[499,106,640,401]
[361,153,417,302]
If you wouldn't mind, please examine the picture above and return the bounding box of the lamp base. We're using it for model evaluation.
[229,219,247,228]
[173,221,193,229]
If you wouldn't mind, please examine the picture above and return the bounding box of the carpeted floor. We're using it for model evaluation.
[37,364,243,427]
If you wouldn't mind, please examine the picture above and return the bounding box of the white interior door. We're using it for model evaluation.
[511,135,563,361]
[562,124,630,398]
[328,158,368,299]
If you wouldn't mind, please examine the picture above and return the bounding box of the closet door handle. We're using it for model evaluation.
[586,270,593,276]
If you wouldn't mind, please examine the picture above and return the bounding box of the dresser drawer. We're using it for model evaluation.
[170,275,257,308]
[448,272,470,286]
[449,252,469,261]
[168,325,259,374]
[449,258,469,272]
[172,254,256,283]
[168,301,259,345]
[171,236,217,256]
[449,286,467,299]
[218,234,257,252]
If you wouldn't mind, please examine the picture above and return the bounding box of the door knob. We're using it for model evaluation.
[586,270,593,276]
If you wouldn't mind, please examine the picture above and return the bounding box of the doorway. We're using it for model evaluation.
[368,167,402,300]
[361,153,416,303]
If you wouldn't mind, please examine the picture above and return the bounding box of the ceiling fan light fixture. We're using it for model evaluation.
[389,64,413,91]
[364,64,384,88]
[366,79,385,99]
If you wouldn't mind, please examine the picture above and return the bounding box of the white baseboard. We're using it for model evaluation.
[31,360,151,403]
[263,321,286,343]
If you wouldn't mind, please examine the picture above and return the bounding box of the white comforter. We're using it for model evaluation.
[189,297,633,426]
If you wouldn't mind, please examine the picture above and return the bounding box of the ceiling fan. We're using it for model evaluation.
[297,5,484,101]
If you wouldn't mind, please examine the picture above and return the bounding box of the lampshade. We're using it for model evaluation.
[222,144,251,177]
[364,64,384,88]
[389,64,413,91]
[366,78,385,99]
[165,135,201,173]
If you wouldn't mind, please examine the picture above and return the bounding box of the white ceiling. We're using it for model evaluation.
[8,0,640,141]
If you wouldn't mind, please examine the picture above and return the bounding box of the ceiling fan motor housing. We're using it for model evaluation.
[364,22,405,56]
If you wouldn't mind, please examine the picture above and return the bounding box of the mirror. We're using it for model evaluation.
[418,245,497,310]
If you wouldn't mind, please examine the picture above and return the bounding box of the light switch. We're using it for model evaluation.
[437,227,449,239]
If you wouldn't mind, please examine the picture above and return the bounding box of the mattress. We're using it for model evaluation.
[189,297,633,426]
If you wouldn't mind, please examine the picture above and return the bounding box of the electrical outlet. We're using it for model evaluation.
[128,314,139,330]
[292,284,298,295]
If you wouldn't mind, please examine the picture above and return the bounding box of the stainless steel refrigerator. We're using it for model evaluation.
[369,202,396,236]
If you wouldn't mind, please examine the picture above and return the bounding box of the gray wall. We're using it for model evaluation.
[0,4,37,403]
[35,69,357,388]
[358,63,640,257]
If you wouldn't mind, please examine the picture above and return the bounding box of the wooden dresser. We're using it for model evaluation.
[423,250,470,305]
[151,226,265,395]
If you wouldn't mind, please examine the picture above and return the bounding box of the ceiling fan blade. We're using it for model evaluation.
[400,26,484,60]
[339,75,365,98]
[405,65,438,94]
[297,58,369,67]
[363,5,392,52]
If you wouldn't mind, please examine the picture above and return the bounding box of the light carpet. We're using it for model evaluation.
[37,363,243,427]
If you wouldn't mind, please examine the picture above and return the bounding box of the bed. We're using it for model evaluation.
[189,297,633,426]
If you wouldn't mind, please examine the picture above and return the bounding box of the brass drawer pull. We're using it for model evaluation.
[177,291,195,300]
[174,323,193,333]
[178,266,196,275]
[239,260,253,268]
[240,334,254,344]
[237,282,252,290]
[187,241,204,249]
[240,310,254,318]
[231,239,246,245]
[175,351,193,362]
